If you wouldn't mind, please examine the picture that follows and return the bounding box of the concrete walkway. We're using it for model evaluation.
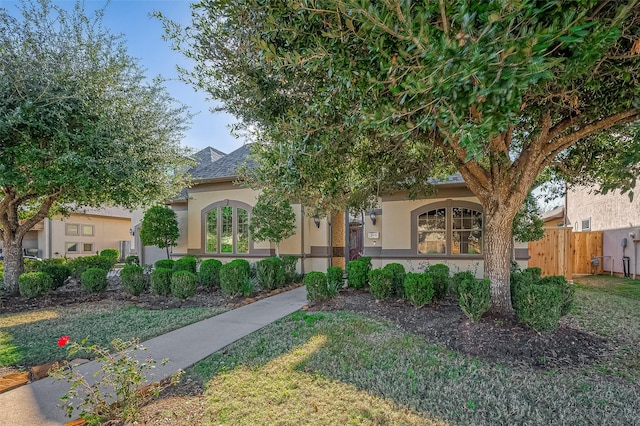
[0,287,308,426]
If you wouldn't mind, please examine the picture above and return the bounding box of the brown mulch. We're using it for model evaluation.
[308,287,612,370]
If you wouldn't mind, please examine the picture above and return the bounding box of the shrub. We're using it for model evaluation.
[24,258,42,272]
[18,272,52,298]
[451,271,476,298]
[510,268,541,307]
[368,268,393,301]
[241,278,254,297]
[173,257,197,274]
[347,260,368,289]
[458,277,491,322]
[256,257,285,291]
[326,266,343,297]
[69,256,113,278]
[125,255,140,266]
[170,271,198,299]
[305,271,329,302]
[404,273,434,308]
[427,263,450,302]
[539,275,575,316]
[220,260,250,297]
[199,259,222,289]
[120,265,146,296]
[151,268,173,296]
[100,248,120,265]
[514,283,562,332]
[383,263,406,298]
[359,256,373,272]
[81,268,108,293]
[154,259,175,270]
[38,262,71,289]
[281,255,298,284]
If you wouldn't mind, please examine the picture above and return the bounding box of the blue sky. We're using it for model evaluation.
[1,0,245,155]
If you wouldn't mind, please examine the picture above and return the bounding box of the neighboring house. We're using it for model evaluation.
[541,205,566,227]
[1,206,132,260]
[163,145,530,275]
[565,185,640,277]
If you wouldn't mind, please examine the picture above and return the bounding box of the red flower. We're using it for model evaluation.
[57,335,70,347]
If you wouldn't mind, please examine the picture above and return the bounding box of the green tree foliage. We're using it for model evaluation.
[248,190,296,256]
[0,0,191,294]
[140,206,180,259]
[512,193,545,243]
[165,1,640,317]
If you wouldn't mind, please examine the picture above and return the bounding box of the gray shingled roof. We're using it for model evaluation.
[188,147,227,178]
[190,144,253,181]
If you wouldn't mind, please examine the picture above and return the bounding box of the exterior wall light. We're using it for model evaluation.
[369,211,377,226]
[313,215,321,228]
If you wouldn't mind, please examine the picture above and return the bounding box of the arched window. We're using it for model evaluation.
[202,200,251,254]
[412,201,483,256]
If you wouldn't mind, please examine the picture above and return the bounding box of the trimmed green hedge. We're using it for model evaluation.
[281,255,298,284]
[257,257,285,291]
[155,259,175,270]
[18,272,52,298]
[459,277,491,322]
[199,259,222,289]
[171,270,198,299]
[326,266,343,296]
[174,256,197,274]
[383,263,406,298]
[368,268,393,301]
[151,268,173,296]
[81,268,108,293]
[347,260,367,289]
[69,256,113,278]
[427,263,450,302]
[120,265,146,296]
[220,259,250,297]
[305,271,329,302]
[404,273,434,308]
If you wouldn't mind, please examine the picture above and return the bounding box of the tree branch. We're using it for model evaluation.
[17,192,62,240]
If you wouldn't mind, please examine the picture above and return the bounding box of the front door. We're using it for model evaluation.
[349,222,363,261]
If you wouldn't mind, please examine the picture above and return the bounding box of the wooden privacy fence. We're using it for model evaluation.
[527,228,604,279]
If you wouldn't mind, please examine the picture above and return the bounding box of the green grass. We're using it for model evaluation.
[0,301,227,367]
[173,280,640,426]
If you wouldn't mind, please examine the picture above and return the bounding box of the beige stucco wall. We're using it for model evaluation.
[566,185,640,231]
[51,213,130,258]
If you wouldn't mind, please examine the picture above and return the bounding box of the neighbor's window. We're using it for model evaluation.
[66,243,79,253]
[205,204,251,254]
[83,243,94,253]
[415,203,483,256]
[82,225,94,236]
[65,224,79,236]
[582,218,591,231]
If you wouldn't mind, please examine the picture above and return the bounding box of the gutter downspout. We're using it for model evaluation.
[300,205,305,275]
[328,215,333,269]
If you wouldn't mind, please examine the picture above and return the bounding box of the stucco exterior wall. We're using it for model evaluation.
[566,185,640,231]
[51,213,130,258]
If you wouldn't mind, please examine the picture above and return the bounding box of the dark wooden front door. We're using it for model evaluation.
[349,222,363,261]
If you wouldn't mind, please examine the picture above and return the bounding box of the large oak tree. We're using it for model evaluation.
[164,0,640,317]
[0,0,191,293]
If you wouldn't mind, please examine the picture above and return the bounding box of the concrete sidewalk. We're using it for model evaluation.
[0,286,308,426]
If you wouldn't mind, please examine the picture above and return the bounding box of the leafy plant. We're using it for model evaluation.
[304,271,329,302]
[51,337,183,425]
[459,278,491,322]
[155,259,175,270]
[451,271,476,298]
[69,256,113,279]
[256,257,285,291]
[150,268,173,296]
[359,256,372,272]
[18,272,52,298]
[37,262,71,289]
[173,256,197,274]
[539,275,575,316]
[125,255,140,266]
[248,190,296,257]
[515,284,562,332]
[383,263,406,298]
[404,273,434,309]
[199,259,222,289]
[99,249,120,266]
[120,265,146,296]
[346,260,367,289]
[427,263,450,302]
[281,255,298,284]
[326,266,343,296]
[81,268,108,293]
[170,271,198,299]
[368,268,393,301]
[140,205,180,259]
[220,260,250,297]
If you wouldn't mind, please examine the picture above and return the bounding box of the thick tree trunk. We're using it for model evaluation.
[2,238,24,295]
[483,211,516,318]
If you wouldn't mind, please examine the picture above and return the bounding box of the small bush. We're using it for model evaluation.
[220,260,250,297]
[154,259,175,270]
[120,265,146,296]
[81,268,108,293]
[359,256,372,272]
[256,257,285,291]
[347,260,368,289]
[199,259,222,289]
[69,256,113,278]
[281,255,298,284]
[458,277,491,322]
[24,258,42,273]
[515,283,562,332]
[428,263,450,302]
[404,273,434,308]
[539,275,575,316]
[38,263,71,289]
[173,257,197,274]
[151,268,173,296]
[368,268,393,301]
[100,248,120,265]
[305,271,329,302]
[383,263,406,298]
[510,268,541,307]
[125,255,140,266]
[170,271,198,299]
[326,266,343,296]
[241,278,254,297]
[18,272,52,298]
[451,271,476,298]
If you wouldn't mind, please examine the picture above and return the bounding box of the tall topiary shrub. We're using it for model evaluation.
[404,273,434,308]
[220,260,250,297]
[427,263,450,302]
[326,266,343,297]
[18,272,52,298]
[81,268,108,293]
[281,255,298,284]
[151,268,173,296]
[347,260,367,289]
[368,268,393,301]
[199,259,222,289]
[304,271,329,302]
[256,257,285,291]
[458,277,491,322]
[173,256,197,274]
[170,270,198,299]
[120,265,146,296]
[383,263,406,298]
